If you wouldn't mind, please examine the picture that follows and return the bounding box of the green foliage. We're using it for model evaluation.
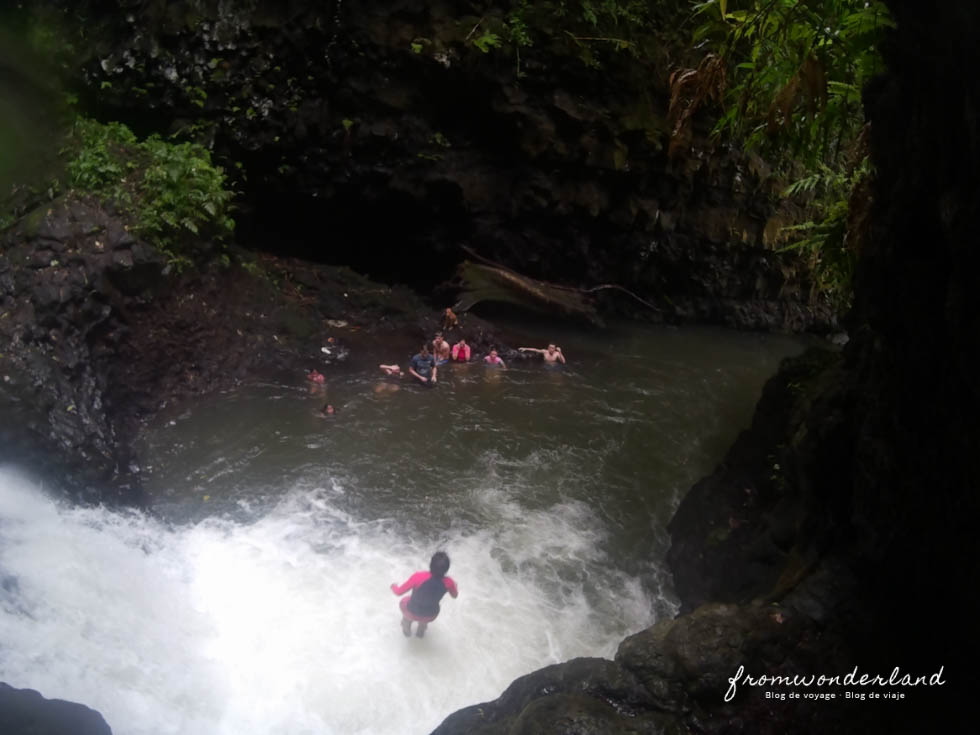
[676,0,892,310]
[64,118,235,266]
[778,155,871,309]
[688,0,892,166]
[137,135,235,244]
[65,119,137,197]
[472,30,502,53]
[466,1,685,74]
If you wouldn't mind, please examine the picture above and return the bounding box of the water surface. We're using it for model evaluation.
[0,322,805,734]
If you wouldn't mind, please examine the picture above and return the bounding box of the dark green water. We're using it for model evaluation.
[138,321,805,611]
[1,322,806,734]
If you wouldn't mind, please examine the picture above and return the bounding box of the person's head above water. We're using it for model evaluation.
[429,551,450,578]
[419,343,430,356]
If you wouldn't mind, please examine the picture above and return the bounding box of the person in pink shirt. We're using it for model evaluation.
[451,338,471,362]
[390,551,458,638]
[484,349,506,368]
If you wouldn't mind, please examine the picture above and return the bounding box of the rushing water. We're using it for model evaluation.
[0,323,805,734]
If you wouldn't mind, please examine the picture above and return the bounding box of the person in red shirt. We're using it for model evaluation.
[390,551,459,638]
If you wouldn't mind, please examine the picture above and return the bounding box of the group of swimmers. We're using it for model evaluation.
[379,333,566,387]
[306,321,568,416]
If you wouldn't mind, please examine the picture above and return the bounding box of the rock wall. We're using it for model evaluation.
[39,0,831,331]
[0,684,111,735]
[0,196,425,493]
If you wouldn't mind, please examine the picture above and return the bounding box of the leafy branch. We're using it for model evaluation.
[63,118,235,268]
[670,0,892,310]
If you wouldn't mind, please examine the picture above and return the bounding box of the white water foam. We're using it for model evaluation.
[0,466,658,735]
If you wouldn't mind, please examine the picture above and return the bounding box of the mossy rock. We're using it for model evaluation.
[276,307,318,339]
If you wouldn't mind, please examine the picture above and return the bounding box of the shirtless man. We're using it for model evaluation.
[519,344,566,364]
[432,332,452,365]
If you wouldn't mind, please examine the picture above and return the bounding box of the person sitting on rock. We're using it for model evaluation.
[409,344,438,385]
[432,332,451,366]
[484,349,506,368]
[442,307,459,332]
[451,338,471,362]
[519,343,565,365]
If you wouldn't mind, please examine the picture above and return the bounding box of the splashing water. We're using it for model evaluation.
[0,324,805,733]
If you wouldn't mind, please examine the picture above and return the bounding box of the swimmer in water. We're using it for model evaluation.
[308,369,326,383]
[451,338,471,362]
[390,551,458,638]
[518,344,565,364]
[315,403,336,417]
[375,364,402,394]
[484,349,506,368]
[432,332,451,366]
[409,344,438,385]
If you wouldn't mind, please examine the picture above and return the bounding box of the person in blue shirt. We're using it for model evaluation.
[409,344,438,385]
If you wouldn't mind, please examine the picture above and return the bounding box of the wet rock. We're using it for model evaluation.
[431,658,680,735]
[0,683,112,735]
[52,0,834,332]
[1,196,434,497]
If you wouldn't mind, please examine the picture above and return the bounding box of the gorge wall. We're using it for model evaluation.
[38,0,829,330]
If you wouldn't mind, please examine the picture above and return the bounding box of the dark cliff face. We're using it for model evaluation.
[0,193,434,496]
[0,684,111,735]
[37,0,830,331]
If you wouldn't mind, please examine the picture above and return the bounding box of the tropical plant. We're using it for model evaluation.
[64,117,235,266]
[778,142,871,307]
[670,0,892,309]
[467,1,686,72]
[675,0,892,164]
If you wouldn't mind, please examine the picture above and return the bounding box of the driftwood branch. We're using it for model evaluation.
[457,245,661,318]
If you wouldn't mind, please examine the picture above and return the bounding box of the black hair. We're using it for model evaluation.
[429,551,450,578]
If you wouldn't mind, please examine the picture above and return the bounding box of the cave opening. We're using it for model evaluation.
[236,174,471,301]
